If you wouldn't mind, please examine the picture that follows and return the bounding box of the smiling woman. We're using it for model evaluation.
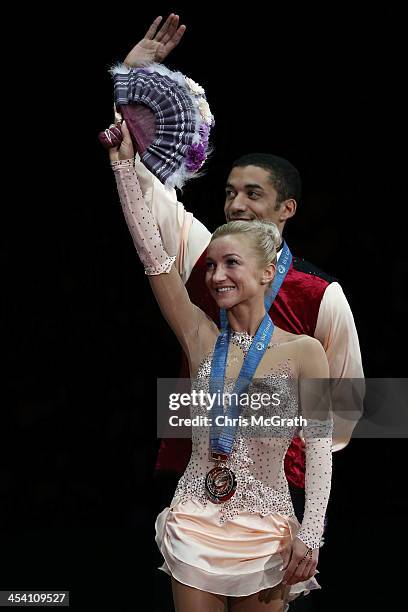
[205,221,280,330]
[104,118,333,612]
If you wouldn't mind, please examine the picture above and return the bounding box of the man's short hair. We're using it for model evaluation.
[231,153,302,203]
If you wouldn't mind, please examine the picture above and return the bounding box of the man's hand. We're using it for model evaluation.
[124,14,186,68]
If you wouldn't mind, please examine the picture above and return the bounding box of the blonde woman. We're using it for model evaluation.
[107,122,332,612]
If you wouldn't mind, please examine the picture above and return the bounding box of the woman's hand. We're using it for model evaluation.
[99,121,134,163]
[280,537,318,586]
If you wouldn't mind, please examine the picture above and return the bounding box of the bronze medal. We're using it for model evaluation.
[204,466,237,504]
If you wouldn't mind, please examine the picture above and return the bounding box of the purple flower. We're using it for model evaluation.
[185,141,207,172]
[199,122,210,142]
[185,122,212,173]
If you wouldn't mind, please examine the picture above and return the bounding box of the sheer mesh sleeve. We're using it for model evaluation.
[133,155,212,283]
[296,338,333,549]
[111,159,176,275]
[296,436,332,549]
[110,159,217,361]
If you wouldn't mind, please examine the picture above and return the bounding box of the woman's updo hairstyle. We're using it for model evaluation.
[210,220,281,267]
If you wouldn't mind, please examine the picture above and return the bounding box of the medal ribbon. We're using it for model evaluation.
[209,312,274,458]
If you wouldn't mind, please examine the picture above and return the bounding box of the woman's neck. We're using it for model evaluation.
[226,298,266,337]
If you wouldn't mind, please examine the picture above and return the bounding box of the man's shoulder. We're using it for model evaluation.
[291,256,338,285]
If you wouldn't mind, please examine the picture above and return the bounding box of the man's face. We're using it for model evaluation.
[224,165,282,223]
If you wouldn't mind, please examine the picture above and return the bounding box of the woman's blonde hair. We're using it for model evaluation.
[210,220,281,267]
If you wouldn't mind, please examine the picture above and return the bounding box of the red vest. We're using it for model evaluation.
[156,249,333,488]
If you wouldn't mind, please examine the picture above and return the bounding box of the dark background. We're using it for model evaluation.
[2,4,407,611]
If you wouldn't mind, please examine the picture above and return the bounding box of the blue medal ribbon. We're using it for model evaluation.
[209,312,274,458]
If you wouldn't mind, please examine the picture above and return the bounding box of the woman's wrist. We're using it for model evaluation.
[110,158,134,169]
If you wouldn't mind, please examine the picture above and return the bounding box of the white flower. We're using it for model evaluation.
[198,98,213,124]
[185,77,205,96]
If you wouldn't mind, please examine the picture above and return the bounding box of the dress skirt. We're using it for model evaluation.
[155,497,320,605]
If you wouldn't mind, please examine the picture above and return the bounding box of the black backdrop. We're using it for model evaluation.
[2,4,407,611]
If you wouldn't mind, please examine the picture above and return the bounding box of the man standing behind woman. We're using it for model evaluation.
[118,13,364,520]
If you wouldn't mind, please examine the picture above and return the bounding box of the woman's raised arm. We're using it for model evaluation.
[108,122,216,359]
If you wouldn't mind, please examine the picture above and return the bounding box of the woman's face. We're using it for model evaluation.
[205,234,272,309]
